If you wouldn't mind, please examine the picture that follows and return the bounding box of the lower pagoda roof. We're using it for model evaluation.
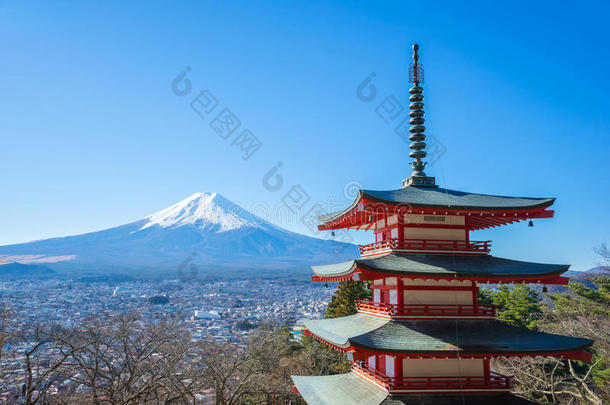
[303,314,593,357]
[312,253,569,283]
[292,372,388,405]
[292,372,537,405]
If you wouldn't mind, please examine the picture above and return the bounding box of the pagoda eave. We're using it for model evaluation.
[305,331,593,363]
[312,270,569,285]
[318,190,555,231]
[301,315,594,361]
[311,253,570,285]
[292,373,540,405]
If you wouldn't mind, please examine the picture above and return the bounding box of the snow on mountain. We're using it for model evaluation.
[138,192,261,232]
[0,193,357,276]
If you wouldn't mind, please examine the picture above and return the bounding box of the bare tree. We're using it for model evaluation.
[15,324,77,405]
[55,312,201,405]
[199,339,260,405]
[593,243,610,269]
[0,302,11,380]
[493,269,609,404]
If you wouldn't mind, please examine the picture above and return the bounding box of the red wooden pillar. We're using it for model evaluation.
[377,354,385,374]
[472,285,479,306]
[396,277,404,315]
[397,212,405,242]
[483,358,490,380]
[394,355,403,386]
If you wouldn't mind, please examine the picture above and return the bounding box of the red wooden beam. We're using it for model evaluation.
[313,268,570,285]
[307,327,592,362]
[318,197,555,231]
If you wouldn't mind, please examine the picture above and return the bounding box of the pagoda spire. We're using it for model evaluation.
[403,43,436,188]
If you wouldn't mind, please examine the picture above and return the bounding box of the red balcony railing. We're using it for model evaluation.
[358,238,491,256]
[352,362,392,388]
[356,300,497,318]
[353,363,511,391]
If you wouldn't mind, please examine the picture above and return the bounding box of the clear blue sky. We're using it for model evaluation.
[1,1,608,270]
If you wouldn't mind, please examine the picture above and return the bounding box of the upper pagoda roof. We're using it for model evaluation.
[292,373,537,405]
[303,314,593,356]
[312,252,569,283]
[318,186,555,230]
[322,187,554,222]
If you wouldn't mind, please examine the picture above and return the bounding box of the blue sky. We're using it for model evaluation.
[1,1,608,270]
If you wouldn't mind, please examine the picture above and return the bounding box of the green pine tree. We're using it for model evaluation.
[324,280,371,319]
[478,284,542,329]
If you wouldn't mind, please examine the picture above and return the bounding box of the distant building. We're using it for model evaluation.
[193,309,221,320]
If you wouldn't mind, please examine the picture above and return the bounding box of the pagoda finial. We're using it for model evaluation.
[403,43,436,188]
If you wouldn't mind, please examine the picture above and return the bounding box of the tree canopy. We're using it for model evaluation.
[478,283,542,329]
[324,280,371,319]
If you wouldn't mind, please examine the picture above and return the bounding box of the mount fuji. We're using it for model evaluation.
[0,193,358,277]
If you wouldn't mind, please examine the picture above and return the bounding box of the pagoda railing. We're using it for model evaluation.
[352,363,511,391]
[358,238,491,256]
[356,300,497,318]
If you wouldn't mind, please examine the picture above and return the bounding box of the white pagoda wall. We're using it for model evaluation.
[404,227,466,241]
[403,214,465,226]
[402,358,484,377]
[403,290,473,305]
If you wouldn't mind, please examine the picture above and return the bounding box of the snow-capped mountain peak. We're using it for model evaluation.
[0,191,358,274]
[138,192,257,232]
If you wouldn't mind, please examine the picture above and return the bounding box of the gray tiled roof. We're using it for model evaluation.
[312,253,569,279]
[291,372,388,405]
[319,186,554,223]
[292,372,538,404]
[304,314,593,354]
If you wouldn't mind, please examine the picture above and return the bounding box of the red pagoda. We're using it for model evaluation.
[291,45,593,405]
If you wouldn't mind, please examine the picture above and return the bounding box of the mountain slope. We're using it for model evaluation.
[0,193,357,276]
[0,262,56,278]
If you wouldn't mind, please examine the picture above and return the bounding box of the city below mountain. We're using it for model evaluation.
[0,193,357,277]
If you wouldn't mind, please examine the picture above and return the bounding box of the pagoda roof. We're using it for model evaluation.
[292,372,537,404]
[303,314,593,356]
[312,252,569,283]
[320,186,555,223]
[318,186,556,231]
[292,372,388,405]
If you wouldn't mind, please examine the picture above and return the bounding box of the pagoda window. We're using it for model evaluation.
[385,356,395,377]
[367,355,376,370]
[376,218,386,228]
[401,358,484,378]
[389,289,398,305]
[373,289,381,303]
[390,227,398,238]
[387,214,398,225]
